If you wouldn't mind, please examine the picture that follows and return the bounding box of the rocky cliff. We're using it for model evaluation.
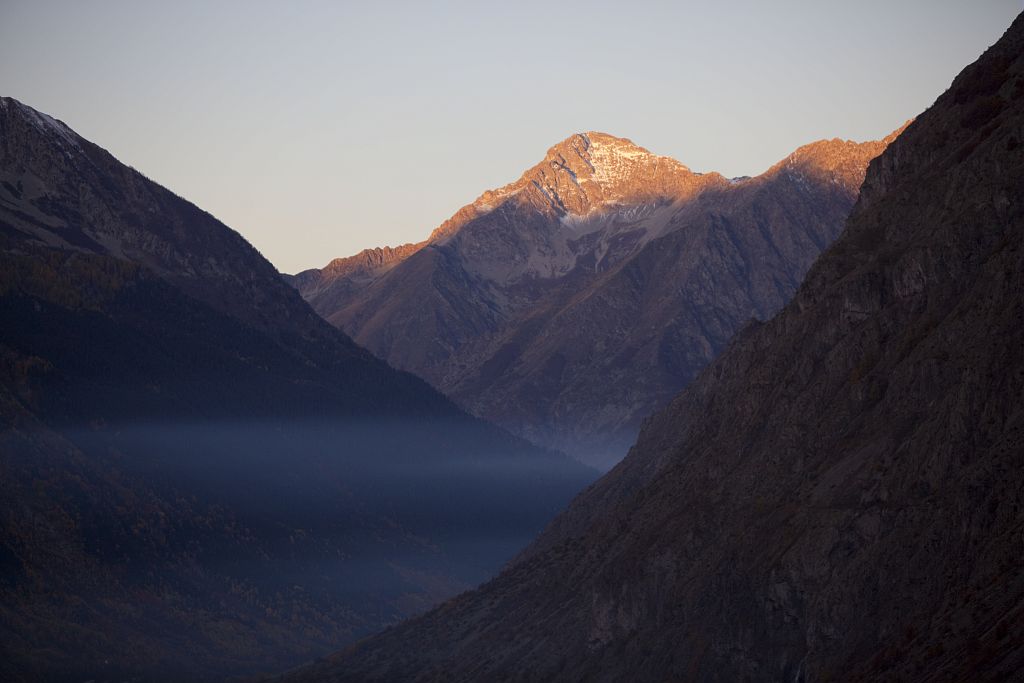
[284,12,1024,682]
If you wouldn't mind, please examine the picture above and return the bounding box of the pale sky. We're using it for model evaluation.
[1,1,1020,273]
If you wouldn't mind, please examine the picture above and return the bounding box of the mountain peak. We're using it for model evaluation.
[542,131,647,159]
[1,96,81,149]
[540,131,693,187]
[426,132,703,244]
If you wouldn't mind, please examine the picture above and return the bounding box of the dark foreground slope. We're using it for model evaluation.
[286,14,1024,682]
[0,98,594,682]
[291,131,895,469]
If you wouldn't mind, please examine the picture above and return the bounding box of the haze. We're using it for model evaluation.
[0,0,1018,273]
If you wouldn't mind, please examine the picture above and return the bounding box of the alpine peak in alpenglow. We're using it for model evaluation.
[290,127,903,469]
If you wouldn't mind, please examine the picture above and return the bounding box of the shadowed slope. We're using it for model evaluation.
[0,98,595,682]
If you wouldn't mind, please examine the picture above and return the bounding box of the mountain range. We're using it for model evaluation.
[0,96,594,682]
[290,127,901,468]
[283,12,1024,682]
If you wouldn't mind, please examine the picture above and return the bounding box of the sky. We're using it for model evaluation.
[1,1,1020,274]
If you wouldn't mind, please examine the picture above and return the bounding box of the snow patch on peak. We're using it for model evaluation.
[11,99,81,149]
[559,201,660,233]
[584,134,690,188]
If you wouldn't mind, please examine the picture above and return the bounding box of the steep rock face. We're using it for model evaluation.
[294,130,897,468]
[0,98,594,682]
[285,13,1024,683]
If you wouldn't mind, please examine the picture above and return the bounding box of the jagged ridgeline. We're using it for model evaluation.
[0,97,595,682]
[283,12,1024,683]
[290,127,902,470]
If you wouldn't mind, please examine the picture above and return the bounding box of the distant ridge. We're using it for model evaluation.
[291,127,899,468]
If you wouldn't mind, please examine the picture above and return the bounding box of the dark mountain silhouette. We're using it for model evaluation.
[283,13,1024,682]
[0,97,594,682]
[290,129,899,469]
